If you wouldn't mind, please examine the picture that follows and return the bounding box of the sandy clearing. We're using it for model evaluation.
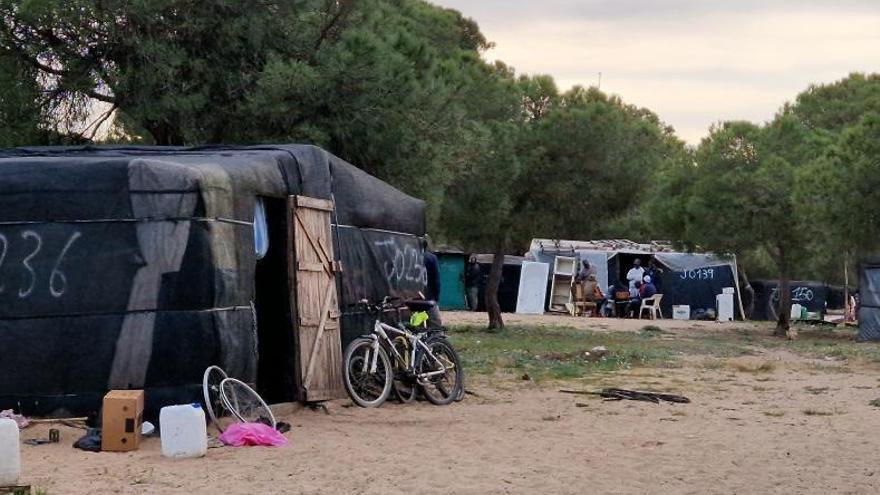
[18,353,880,495]
[14,314,879,494]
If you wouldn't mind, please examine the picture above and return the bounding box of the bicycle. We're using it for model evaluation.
[343,297,464,408]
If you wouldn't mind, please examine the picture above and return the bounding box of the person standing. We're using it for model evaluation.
[575,260,593,283]
[423,240,442,326]
[646,259,664,293]
[626,259,645,297]
[464,256,482,311]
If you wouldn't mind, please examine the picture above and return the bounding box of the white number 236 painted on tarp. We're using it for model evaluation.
[0,230,81,299]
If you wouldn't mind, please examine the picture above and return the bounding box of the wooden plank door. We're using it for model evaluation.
[288,195,345,401]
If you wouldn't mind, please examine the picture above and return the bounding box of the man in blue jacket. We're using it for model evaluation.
[423,239,442,327]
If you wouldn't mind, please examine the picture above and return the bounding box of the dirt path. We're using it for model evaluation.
[19,353,880,494]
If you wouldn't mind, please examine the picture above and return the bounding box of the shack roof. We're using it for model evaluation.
[0,144,425,235]
[530,238,676,254]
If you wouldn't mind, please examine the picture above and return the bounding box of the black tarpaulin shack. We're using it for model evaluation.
[472,254,523,313]
[749,280,829,321]
[0,145,427,417]
[858,258,880,341]
[528,239,745,318]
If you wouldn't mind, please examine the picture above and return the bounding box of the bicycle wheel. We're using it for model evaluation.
[203,365,234,432]
[393,378,418,403]
[425,333,465,402]
[392,337,418,404]
[343,338,392,408]
[220,378,276,429]
[417,339,463,406]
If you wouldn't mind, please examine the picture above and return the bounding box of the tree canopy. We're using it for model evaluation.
[2,1,879,331]
[0,48,43,145]
[793,74,880,267]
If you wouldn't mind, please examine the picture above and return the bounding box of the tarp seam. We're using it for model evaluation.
[0,305,252,321]
[0,217,252,226]
[333,223,421,238]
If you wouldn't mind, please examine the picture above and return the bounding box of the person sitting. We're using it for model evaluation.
[603,284,617,316]
[583,274,605,316]
[569,280,594,316]
[626,280,643,317]
[640,275,658,299]
[610,282,632,317]
[629,279,640,299]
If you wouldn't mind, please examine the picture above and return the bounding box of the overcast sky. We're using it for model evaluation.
[431,0,880,144]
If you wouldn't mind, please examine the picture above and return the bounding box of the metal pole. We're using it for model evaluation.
[731,255,747,320]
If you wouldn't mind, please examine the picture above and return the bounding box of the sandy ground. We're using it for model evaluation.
[16,316,880,495]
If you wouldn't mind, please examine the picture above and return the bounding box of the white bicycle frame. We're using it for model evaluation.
[363,319,450,384]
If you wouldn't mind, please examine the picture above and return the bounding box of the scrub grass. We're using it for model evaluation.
[447,322,880,383]
[802,408,836,416]
[760,326,880,363]
[732,361,776,373]
[447,324,752,382]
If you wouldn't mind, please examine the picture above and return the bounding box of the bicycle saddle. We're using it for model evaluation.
[405,299,436,312]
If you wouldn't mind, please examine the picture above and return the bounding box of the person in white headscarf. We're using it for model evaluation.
[640,275,657,299]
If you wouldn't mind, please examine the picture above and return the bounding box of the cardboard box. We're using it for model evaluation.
[101,390,144,452]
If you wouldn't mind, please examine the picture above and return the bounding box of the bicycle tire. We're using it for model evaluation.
[425,333,465,402]
[393,379,418,403]
[343,337,393,408]
[392,336,418,404]
[202,365,231,432]
[219,378,276,429]
[417,339,463,406]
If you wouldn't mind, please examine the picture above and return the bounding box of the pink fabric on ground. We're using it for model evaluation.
[219,422,288,447]
[0,409,28,429]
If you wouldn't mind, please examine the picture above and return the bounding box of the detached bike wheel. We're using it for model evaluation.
[203,365,234,432]
[220,378,276,429]
[417,339,463,406]
[344,338,393,408]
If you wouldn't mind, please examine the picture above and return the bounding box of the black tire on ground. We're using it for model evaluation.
[425,333,466,402]
[343,338,393,408]
[417,339,463,406]
[393,379,418,403]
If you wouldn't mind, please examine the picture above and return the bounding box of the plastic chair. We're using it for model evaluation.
[639,294,663,320]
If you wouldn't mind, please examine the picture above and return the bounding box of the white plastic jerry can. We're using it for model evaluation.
[0,418,21,485]
[791,303,803,320]
[160,404,208,459]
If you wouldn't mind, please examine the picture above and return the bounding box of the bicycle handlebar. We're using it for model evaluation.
[352,296,403,315]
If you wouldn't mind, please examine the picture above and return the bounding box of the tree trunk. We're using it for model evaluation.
[486,249,505,330]
[774,264,792,337]
[844,252,851,322]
